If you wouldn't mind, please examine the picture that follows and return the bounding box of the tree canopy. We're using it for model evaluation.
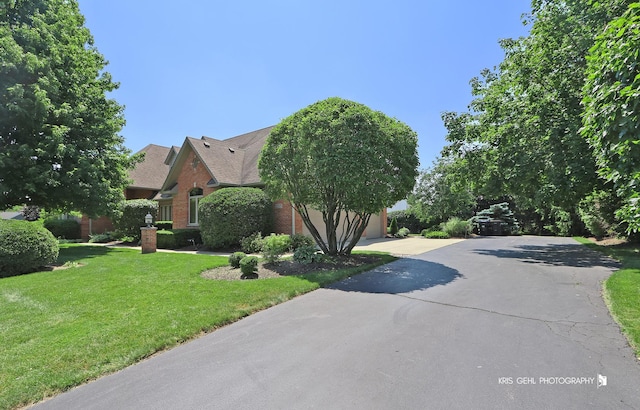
[430,0,638,236]
[0,0,137,217]
[258,97,419,255]
[582,2,640,233]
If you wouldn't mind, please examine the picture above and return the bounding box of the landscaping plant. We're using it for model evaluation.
[0,220,59,277]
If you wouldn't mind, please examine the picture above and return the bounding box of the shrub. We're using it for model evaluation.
[156,230,177,249]
[156,221,173,230]
[262,234,292,262]
[441,217,471,237]
[0,220,59,277]
[423,230,450,239]
[389,217,399,236]
[239,256,259,276]
[293,244,320,264]
[395,227,410,238]
[290,233,314,251]
[88,232,113,243]
[43,218,81,239]
[113,199,158,240]
[199,188,273,249]
[229,252,247,268]
[171,229,201,248]
[240,232,264,254]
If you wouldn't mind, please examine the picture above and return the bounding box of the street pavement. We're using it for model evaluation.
[32,236,640,409]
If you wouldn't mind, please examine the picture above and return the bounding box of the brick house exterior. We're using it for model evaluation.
[81,126,387,241]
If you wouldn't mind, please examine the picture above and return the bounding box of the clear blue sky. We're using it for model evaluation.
[78,0,531,170]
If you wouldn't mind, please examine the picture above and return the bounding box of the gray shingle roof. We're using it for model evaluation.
[129,144,172,189]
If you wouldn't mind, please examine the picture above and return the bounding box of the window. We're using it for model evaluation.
[160,204,172,221]
[188,188,203,225]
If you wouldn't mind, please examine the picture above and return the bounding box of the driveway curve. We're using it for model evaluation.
[32,236,640,409]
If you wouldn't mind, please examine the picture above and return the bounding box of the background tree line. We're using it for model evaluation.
[410,0,640,239]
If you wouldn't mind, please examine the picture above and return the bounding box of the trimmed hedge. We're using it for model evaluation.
[387,210,426,234]
[0,220,59,277]
[156,229,201,249]
[199,188,273,249]
[43,218,81,239]
[113,199,158,240]
[156,221,173,230]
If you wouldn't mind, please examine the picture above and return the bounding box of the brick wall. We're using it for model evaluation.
[172,149,217,229]
[80,215,114,240]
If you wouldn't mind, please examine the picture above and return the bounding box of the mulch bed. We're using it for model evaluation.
[201,254,381,281]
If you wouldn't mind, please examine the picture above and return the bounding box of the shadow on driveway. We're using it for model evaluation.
[327,257,463,294]
[472,242,621,269]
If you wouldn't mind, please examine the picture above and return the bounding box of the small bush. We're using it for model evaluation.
[423,230,450,239]
[229,252,247,268]
[395,227,410,238]
[113,199,158,240]
[88,232,114,243]
[290,233,314,251]
[240,232,264,254]
[43,218,81,239]
[387,210,426,234]
[0,220,59,277]
[441,217,471,237]
[156,230,177,249]
[172,229,201,248]
[262,234,291,262]
[293,244,319,264]
[156,221,173,230]
[239,256,259,276]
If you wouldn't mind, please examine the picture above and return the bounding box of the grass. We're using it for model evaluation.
[574,237,640,358]
[0,244,396,409]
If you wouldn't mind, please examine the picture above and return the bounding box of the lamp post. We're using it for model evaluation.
[141,213,157,253]
[145,212,153,227]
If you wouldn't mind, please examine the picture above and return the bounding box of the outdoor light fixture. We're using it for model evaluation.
[145,212,153,227]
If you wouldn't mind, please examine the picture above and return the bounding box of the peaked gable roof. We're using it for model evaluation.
[161,126,274,192]
[129,144,172,190]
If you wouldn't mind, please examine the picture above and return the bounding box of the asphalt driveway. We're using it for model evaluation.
[32,236,640,409]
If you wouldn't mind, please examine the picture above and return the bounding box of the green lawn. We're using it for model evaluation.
[0,244,395,409]
[575,237,640,358]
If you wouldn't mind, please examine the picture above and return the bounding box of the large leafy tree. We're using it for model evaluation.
[582,2,640,233]
[0,0,136,217]
[441,0,632,234]
[259,97,419,255]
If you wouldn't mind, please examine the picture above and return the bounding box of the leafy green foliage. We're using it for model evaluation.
[290,233,314,250]
[239,256,259,276]
[0,220,59,277]
[88,232,113,243]
[582,3,640,233]
[422,230,451,239]
[262,234,292,262]
[386,210,425,234]
[293,244,320,264]
[471,203,519,235]
[441,217,471,238]
[409,158,475,227]
[0,0,138,216]
[228,252,247,268]
[389,217,399,236]
[156,229,201,249]
[240,231,264,254]
[43,218,80,239]
[259,97,419,255]
[198,188,273,249]
[578,189,623,238]
[113,199,158,241]
[395,227,410,238]
[155,221,173,230]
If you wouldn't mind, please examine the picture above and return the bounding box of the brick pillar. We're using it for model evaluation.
[141,227,158,254]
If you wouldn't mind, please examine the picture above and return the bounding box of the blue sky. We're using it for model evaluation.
[78,0,531,170]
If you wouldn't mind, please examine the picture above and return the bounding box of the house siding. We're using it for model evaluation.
[80,215,114,239]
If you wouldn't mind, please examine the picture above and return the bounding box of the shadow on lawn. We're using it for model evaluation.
[56,244,120,265]
[327,257,463,294]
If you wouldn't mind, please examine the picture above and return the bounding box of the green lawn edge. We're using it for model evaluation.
[574,237,640,358]
[0,244,397,410]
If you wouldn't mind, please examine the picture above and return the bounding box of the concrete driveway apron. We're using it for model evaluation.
[32,236,640,409]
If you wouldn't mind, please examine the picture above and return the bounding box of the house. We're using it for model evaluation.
[81,126,387,241]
